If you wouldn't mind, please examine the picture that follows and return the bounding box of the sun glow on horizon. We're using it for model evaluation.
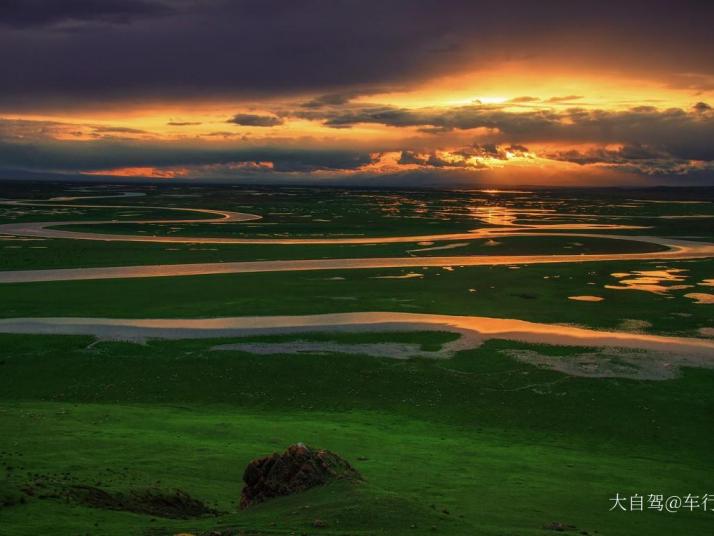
[476,96,509,104]
[2,65,712,186]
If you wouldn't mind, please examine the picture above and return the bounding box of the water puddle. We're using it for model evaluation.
[605,268,692,294]
[685,293,714,304]
[3,311,713,379]
[408,242,469,253]
[372,272,424,279]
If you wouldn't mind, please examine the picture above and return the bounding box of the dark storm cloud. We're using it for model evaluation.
[294,103,714,161]
[397,143,530,169]
[425,153,485,169]
[456,143,531,160]
[227,114,284,127]
[397,151,427,165]
[300,91,369,108]
[92,126,148,134]
[548,144,668,165]
[460,141,710,177]
[546,144,713,176]
[0,0,175,27]
[693,102,712,113]
[0,137,375,173]
[302,95,350,108]
[1,0,713,108]
[296,104,561,132]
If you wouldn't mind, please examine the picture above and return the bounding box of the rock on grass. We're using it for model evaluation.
[240,443,361,509]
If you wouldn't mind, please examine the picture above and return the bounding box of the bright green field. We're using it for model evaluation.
[1,332,713,536]
[1,183,713,536]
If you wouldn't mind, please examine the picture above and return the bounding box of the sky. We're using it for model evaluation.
[1,0,713,187]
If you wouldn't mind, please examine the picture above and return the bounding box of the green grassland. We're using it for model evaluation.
[1,259,712,336]
[39,200,714,241]
[4,183,714,240]
[1,331,713,536]
[0,235,665,271]
[0,205,219,225]
[50,216,477,238]
[1,183,713,536]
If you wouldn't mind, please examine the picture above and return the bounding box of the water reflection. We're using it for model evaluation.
[1,311,712,360]
[685,293,714,304]
[605,268,692,294]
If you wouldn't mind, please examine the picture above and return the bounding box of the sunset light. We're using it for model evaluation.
[0,1,711,187]
[1,4,713,535]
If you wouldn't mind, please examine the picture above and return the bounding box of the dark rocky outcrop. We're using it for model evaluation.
[240,443,361,509]
[65,485,218,519]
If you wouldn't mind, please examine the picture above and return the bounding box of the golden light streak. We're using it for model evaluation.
[82,167,188,178]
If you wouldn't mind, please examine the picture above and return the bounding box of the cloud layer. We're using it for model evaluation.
[1,1,713,108]
[1,1,713,185]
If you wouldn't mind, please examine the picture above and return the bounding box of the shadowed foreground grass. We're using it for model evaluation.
[1,332,713,535]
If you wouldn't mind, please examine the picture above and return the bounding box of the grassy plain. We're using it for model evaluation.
[1,183,713,535]
[1,332,713,535]
[1,259,712,335]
